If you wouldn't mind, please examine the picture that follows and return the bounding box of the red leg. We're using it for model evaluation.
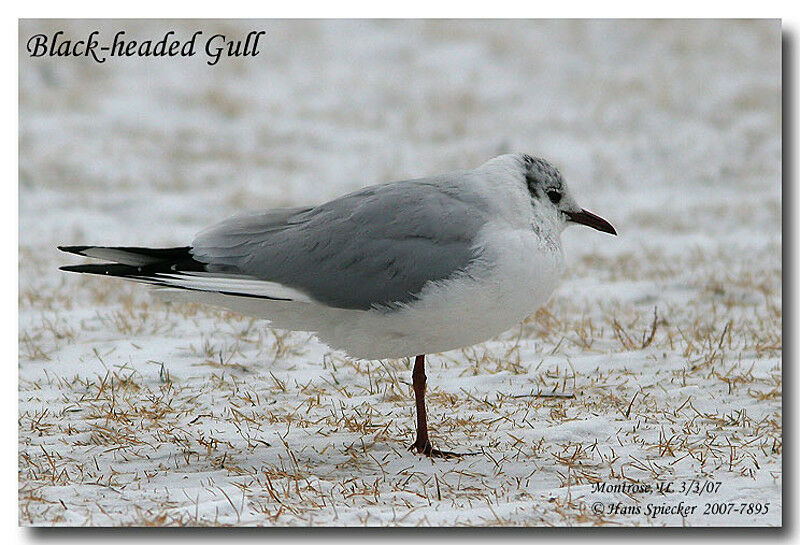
[411,354,430,450]
[407,354,468,459]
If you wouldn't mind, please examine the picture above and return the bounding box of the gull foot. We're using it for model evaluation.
[407,439,473,459]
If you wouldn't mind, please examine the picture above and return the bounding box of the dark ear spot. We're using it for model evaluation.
[547,190,562,204]
[526,173,541,198]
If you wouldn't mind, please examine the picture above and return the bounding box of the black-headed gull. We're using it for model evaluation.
[59,153,616,458]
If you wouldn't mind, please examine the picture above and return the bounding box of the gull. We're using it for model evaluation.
[59,153,616,458]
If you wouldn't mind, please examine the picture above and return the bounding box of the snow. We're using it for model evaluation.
[19,19,781,526]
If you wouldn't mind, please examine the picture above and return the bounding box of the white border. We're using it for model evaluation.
[6,3,795,541]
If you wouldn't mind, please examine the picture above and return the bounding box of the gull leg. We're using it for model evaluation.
[408,354,467,459]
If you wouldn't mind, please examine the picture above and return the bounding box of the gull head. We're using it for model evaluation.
[520,154,617,236]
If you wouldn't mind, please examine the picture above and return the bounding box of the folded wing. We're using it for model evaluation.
[191,180,489,310]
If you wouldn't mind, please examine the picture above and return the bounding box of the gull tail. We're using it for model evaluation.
[57,245,311,303]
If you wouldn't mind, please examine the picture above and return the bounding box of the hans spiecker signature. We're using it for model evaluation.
[26,30,266,66]
[587,480,772,520]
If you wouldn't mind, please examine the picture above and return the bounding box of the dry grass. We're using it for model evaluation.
[19,243,781,526]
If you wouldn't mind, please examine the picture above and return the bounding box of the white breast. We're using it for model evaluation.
[314,222,565,359]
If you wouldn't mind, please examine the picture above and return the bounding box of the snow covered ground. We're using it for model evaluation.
[19,20,781,526]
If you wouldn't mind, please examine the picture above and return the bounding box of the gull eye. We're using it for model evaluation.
[547,190,562,204]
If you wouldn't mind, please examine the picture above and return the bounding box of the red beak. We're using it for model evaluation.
[565,209,617,235]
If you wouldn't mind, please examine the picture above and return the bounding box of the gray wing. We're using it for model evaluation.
[191,180,490,310]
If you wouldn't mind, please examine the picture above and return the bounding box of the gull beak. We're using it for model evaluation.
[565,209,617,236]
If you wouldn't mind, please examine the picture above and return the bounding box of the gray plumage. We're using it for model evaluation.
[191,177,492,311]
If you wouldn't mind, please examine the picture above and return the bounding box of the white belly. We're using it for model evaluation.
[314,225,564,359]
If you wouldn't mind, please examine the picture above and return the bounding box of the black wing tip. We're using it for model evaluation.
[58,245,92,256]
[59,263,147,277]
[59,264,117,275]
[58,245,197,259]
